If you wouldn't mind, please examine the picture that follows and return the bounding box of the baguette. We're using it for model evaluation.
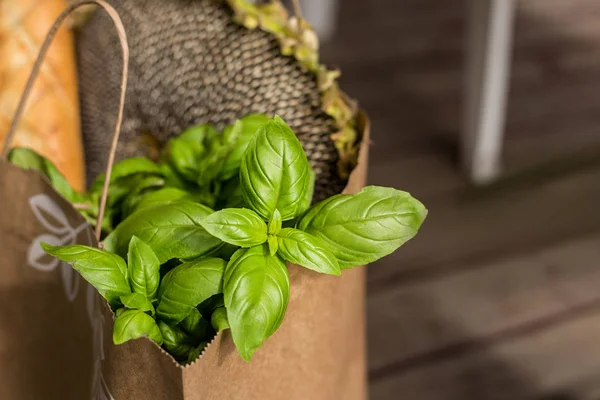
[0,0,85,191]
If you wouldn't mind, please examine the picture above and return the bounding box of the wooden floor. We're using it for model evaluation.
[320,0,600,399]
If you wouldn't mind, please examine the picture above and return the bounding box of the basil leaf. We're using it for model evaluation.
[158,321,195,359]
[41,244,130,308]
[120,293,155,315]
[300,166,316,213]
[127,236,160,301]
[224,246,290,361]
[7,147,45,170]
[103,201,222,264]
[267,235,278,257]
[276,228,340,276]
[220,114,271,180]
[297,186,427,269]
[197,126,237,188]
[216,176,245,209]
[187,342,208,363]
[8,147,83,203]
[99,208,115,233]
[180,242,239,263]
[181,308,213,340]
[160,162,192,190]
[211,307,229,332]
[162,124,217,183]
[109,157,162,182]
[79,205,115,234]
[89,158,162,198]
[90,175,157,213]
[157,257,225,323]
[240,116,311,221]
[113,309,163,345]
[167,138,202,182]
[129,187,194,215]
[200,208,267,248]
[120,176,166,219]
[268,209,282,235]
[197,293,225,318]
[211,243,239,261]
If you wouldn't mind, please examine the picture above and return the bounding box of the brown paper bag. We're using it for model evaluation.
[1,1,370,398]
[0,159,98,399]
[96,114,370,400]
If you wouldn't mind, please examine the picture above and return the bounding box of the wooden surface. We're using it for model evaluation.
[320,0,600,399]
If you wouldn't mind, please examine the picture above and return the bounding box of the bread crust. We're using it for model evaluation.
[0,0,85,191]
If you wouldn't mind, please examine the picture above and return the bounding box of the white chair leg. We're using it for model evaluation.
[463,0,516,184]
[300,0,339,41]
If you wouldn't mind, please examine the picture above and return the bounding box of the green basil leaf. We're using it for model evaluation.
[216,176,245,209]
[89,158,162,198]
[220,114,271,180]
[276,228,340,276]
[113,309,163,345]
[222,120,241,143]
[211,243,239,261]
[120,176,166,219]
[99,208,116,233]
[181,308,213,340]
[299,166,316,214]
[180,242,239,263]
[297,186,427,269]
[240,116,311,221]
[129,187,194,215]
[267,235,278,256]
[120,293,155,315]
[268,209,282,235]
[197,126,237,188]
[166,139,203,182]
[160,162,192,190]
[200,208,267,248]
[187,342,208,364]
[158,321,195,359]
[77,204,114,234]
[127,236,161,301]
[179,124,217,144]
[211,307,229,332]
[108,157,162,182]
[224,246,290,361]
[162,124,216,183]
[8,147,83,203]
[7,147,44,170]
[90,175,155,213]
[41,244,130,308]
[103,201,222,264]
[157,257,225,323]
[197,293,225,318]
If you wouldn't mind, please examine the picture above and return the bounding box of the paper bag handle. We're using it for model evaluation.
[2,0,129,243]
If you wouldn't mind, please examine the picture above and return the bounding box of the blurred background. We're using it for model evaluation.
[310,0,600,399]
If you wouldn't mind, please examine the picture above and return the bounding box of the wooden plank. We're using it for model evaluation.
[368,153,465,200]
[367,166,600,289]
[368,234,600,373]
[371,310,600,400]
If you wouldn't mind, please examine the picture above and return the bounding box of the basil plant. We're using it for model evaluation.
[23,115,427,363]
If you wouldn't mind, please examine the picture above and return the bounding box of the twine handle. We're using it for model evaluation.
[2,0,129,244]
